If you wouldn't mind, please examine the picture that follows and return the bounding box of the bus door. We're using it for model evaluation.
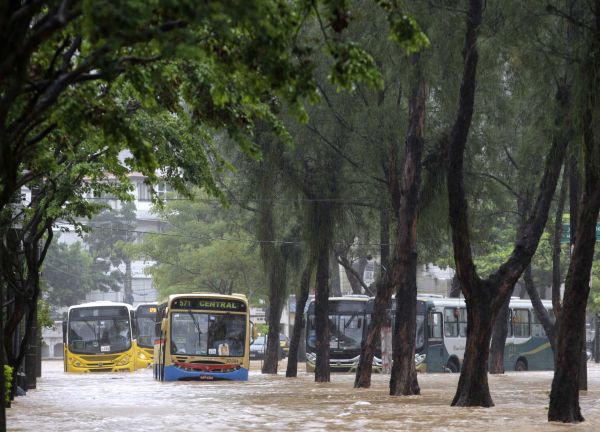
[511,308,531,369]
[505,309,515,364]
[426,310,444,372]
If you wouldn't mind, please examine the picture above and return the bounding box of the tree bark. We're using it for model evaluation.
[389,53,425,396]
[489,296,509,374]
[523,266,557,353]
[548,186,600,422]
[314,209,331,382]
[452,286,495,406]
[286,261,313,378]
[549,24,600,418]
[447,0,568,407]
[354,199,391,388]
[343,256,367,295]
[329,251,342,297]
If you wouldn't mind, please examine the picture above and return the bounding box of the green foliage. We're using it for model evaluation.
[37,299,55,329]
[42,237,110,307]
[129,191,266,303]
[4,365,13,403]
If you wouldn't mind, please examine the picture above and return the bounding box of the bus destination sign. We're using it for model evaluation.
[171,297,247,312]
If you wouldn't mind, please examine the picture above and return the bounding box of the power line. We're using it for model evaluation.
[58,223,390,247]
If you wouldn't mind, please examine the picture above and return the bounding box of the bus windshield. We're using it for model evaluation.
[136,316,155,348]
[170,312,246,357]
[330,313,363,350]
[68,307,131,354]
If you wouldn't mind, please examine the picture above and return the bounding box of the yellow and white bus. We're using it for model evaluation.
[133,303,158,369]
[154,293,251,381]
[63,301,136,372]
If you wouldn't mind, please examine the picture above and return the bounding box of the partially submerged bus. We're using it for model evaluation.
[63,301,136,372]
[154,293,251,381]
[390,296,554,373]
[305,296,382,373]
[133,302,157,369]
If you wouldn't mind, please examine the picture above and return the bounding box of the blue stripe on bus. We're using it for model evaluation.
[163,365,249,381]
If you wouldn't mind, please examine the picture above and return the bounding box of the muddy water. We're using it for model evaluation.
[7,360,600,431]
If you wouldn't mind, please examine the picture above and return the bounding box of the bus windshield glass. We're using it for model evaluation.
[170,312,246,357]
[136,316,155,348]
[328,313,363,350]
[68,307,131,354]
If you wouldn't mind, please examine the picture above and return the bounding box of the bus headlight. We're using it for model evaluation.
[70,358,81,367]
[306,352,316,363]
[415,354,426,366]
[118,356,130,366]
[138,352,147,360]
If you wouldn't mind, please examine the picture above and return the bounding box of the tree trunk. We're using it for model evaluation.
[314,218,331,382]
[262,250,288,374]
[354,200,391,388]
[0,277,5,430]
[489,296,509,374]
[354,278,391,387]
[452,288,496,407]
[446,0,568,407]
[343,256,367,295]
[286,261,313,378]
[548,33,600,418]
[329,251,342,297]
[548,186,600,421]
[389,53,425,396]
[523,266,557,353]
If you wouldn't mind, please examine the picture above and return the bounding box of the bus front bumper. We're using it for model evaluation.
[163,363,249,381]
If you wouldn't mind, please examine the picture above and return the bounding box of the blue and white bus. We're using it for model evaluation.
[391,295,554,373]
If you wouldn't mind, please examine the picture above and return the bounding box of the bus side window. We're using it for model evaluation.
[531,310,545,337]
[444,308,458,337]
[429,312,443,339]
[458,308,468,337]
[513,309,530,338]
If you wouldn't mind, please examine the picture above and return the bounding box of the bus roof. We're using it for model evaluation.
[165,292,249,305]
[68,301,133,312]
[134,302,157,311]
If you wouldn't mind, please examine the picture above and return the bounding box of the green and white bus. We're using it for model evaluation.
[391,295,554,373]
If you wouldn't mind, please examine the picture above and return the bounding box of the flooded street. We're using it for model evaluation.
[7,360,600,431]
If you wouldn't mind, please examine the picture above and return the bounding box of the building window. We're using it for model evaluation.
[156,182,173,199]
[138,182,152,201]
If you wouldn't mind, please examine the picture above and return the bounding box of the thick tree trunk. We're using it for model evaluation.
[549,32,600,418]
[548,187,600,421]
[286,261,313,378]
[354,278,391,387]
[314,229,331,382]
[0,277,5,430]
[262,252,287,374]
[452,289,496,407]
[354,201,391,388]
[389,53,425,396]
[489,296,509,374]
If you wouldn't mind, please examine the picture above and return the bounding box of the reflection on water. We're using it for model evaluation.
[7,360,600,431]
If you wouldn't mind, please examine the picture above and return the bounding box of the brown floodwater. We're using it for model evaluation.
[7,360,600,431]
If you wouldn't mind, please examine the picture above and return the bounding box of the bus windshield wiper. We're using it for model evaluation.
[187,310,203,353]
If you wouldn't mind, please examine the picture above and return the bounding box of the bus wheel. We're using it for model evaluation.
[446,358,460,373]
[515,359,528,372]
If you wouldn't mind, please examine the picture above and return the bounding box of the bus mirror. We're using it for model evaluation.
[251,321,258,340]
[357,318,362,329]
[161,318,168,332]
